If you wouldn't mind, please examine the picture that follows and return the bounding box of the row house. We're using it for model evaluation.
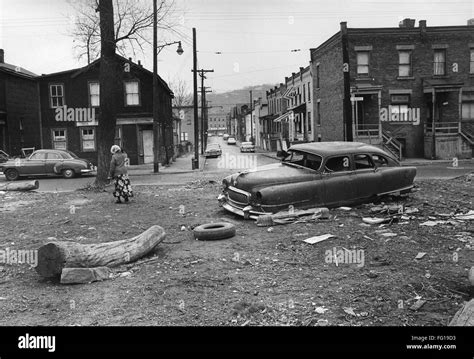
[172,105,196,156]
[38,55,174,166]
[262,84,286,151]
[310,19,474,159]
[0,49,42,155]
[229,103,249,142]
[208,111,228,136]
[252,98,268,148]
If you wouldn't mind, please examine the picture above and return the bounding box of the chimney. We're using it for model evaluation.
[138,60,142,67]
[468,18,474,26]
[340,21,347,35]
[419,20,427,34]
[399,18,416,28]
[0,49,4,64]
[128,57,132,62]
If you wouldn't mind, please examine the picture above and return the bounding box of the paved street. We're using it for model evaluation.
[0,140,473,191]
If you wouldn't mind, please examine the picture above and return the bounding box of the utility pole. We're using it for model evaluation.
[194,69,213,154]
[192,28,199,170]
[152,0,160,172]
[249,90,253,143]
[199,85,212,153]
[341,21,353,141]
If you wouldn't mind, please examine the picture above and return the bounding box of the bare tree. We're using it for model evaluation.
[170,77,193,108]
[69,0,186,63]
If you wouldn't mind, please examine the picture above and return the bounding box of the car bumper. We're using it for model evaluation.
[81,169,94,173]
[217,192,266,220]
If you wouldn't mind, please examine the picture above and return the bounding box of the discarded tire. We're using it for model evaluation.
[193,222,236,241]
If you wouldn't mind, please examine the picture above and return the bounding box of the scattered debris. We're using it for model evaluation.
[379,233,397,237]
[409,299,426,311]
[338,207,352,211]
[420,220,446,227]
[343,307,357,316]
[415,252,427,260]
[303,234,335,245]
[449,299,474,326]
[362,217,392,225]
[316,319,328,326]
[315,306,329,314]
[469,267,474,287]
[454,210,474,220]
[60,267,112,284]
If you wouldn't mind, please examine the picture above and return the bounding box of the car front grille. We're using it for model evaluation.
[227,186,250,207]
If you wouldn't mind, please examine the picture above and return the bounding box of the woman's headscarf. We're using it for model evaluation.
[110,145,121,154]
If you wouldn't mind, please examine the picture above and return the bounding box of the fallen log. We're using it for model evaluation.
[448,299,474,326]
[0,180,39,191]
[36,225,166,278]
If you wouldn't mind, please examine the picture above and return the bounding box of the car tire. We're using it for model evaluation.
[62,169,75,179]
[193,222,236,241]
[4,168,19,181]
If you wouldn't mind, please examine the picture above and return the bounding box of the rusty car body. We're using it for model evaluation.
[218,142,417,219]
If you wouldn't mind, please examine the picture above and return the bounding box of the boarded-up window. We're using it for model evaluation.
[52,129,66,150]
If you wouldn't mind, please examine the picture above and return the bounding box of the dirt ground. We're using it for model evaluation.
[0,174,472,326]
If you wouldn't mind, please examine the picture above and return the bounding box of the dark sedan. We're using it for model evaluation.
[0,149,95,181]
[218,142,417,219]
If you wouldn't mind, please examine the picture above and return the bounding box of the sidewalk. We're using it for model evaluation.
[127,152,206,176]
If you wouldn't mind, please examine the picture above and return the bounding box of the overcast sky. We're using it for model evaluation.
[1,0,473,93]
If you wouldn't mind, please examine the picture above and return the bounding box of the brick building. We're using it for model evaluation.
[0,49,42,156]
[310,19,474,159]
[38,55,174,165]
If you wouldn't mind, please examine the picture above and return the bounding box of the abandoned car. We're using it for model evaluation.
[218,142,417,219]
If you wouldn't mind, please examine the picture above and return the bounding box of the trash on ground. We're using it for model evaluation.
[362,217,392,225]
[409,299,426,311]
[420,220,446,226]
[303,234,335,245]
[338,207,352,211]
[414,252,427,260]
[454,210,474,220]
[343,307,357,316]
[379,232,397,237]
[315,306,329,314]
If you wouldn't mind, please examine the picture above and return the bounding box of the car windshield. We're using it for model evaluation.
[242,142,252,146]
[283,150,323,171]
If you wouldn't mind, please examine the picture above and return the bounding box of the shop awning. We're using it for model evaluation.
[287,102,306,113]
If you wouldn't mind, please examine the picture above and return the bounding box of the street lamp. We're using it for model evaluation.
[152,34,184,173]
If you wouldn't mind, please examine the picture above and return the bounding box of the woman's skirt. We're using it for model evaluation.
[113,174,133,199]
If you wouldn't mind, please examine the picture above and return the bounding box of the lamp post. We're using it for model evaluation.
[153,0,183,173]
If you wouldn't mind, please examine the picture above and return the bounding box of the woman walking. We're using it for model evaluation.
[108,145,133,203]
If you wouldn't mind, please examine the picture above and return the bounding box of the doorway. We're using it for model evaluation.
[142,130,154,164]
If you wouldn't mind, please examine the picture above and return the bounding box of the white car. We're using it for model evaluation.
[223,134,230,140]
[240,142,255,153]
[227,137,236,145]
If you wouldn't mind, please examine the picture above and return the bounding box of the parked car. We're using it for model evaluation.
[223,134,230,140]
[0,149,95,181]
[227,137,237,145]
[0,150,10,164]
[240,141,255,153]
[218,142,417,219]
[204,143,222,158]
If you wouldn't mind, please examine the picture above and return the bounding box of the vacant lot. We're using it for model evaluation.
[0,174,472,326]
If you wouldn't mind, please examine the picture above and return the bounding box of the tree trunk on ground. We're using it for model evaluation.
[0,180,39,191]
[94,0,119,189]
[36,225,166,278]
[449,299,474,326]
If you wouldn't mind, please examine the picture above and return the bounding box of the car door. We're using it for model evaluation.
[21,151,46,175]
[45,152,63,175]
[321,155,355,207]
[351,153,382,200]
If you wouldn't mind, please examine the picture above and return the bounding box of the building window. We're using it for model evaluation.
[81,128,96,151]
[462,92,474,120]
[181,132,189,141]
[398,51,412,77]
[390,94,410,121]
[308,82,311,101]
[356,52,370,76]
[124,80,140,106]
[303,85,306,103]
[316,101,321,126]
[308,111,312,132]
[89,82,100,107]
[433,50,446,76]
[49,84,64,108]
[315,65,320,88]
[52,129,67,150]
[470,48,474,74]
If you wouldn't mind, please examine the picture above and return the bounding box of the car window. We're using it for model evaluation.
[283,151,322,171]
[30,152,46,160]
[324,156,351,172]
[372,154,398,167]
[354,154,374,170]
[47,153,62,160]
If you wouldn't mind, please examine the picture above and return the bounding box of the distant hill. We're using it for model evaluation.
[207,84,277,114]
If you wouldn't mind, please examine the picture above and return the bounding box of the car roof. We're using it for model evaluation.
[289,142,393,158]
